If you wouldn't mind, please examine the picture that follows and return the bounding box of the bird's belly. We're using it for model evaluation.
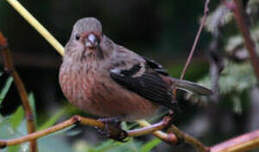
[88,79,158,120]
[59,67,158,121]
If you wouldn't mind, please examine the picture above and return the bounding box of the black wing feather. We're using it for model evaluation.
[143,57,169,76]
[110,64,174,108]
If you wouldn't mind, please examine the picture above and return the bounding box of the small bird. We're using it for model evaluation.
[59,17,212,125]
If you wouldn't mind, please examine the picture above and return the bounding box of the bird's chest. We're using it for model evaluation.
[59,61,111,108]
[59,61,94,100]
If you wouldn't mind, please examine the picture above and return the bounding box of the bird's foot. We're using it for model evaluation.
[97,117,128,142]
[162,111,175,128]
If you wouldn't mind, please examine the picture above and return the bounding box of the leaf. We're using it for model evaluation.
[0,76,13,105]
[65,129,82,137]
[0,119,27,152]
[73,140,93,152]
[7,145,20,152]
[93,140,116,152]
[140,138,161,152]
[79,139,142,152]
[38,134,73,152]
[38,105,68,130]
[104,139,141,152]
[188,62,257,107]
[9,106,24,130]
[28,92,37,125]
[233,95,242,114]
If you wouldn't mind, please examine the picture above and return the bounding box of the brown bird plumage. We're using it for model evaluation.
[59,17,212,121]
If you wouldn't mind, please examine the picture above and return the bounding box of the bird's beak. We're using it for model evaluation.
[85,33,98,48]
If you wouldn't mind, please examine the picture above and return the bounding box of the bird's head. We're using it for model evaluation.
[65,17,114,61]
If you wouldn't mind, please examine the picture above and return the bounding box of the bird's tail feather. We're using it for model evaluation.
[170,78,213,95]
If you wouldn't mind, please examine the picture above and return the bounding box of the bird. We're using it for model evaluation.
[59,17,212,139]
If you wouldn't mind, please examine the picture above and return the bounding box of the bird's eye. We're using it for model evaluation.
[75,34,80,40]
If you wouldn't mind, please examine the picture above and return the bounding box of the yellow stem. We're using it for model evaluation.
[137,120,167,137]
[5,0,64,56]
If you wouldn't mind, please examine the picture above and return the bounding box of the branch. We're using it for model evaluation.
[224,0,259,80]
[4,0,64,56]
[180,0,210,80]
[137,120,177,144]
[0,32,38,152]
[0,115,175,148]
[210,129,259,152]
[169,125,209,152]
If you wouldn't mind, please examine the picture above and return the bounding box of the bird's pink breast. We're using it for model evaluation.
[59,61,158,121]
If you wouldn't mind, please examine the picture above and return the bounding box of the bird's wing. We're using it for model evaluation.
[142,56,169,76]
[110,65,174,108]
[110,51,175,109]
[143,57,212,95]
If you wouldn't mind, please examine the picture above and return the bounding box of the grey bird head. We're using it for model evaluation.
[65,17,114,61]
[72,17,102,49]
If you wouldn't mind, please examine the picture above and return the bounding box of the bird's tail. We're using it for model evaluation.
[169,78,213,95]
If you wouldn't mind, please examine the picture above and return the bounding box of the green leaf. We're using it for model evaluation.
[7,145,20,152]
[38,134,73,152]
[0,77,13,105]
[38,106,68,130]
[9,106,25,130]
[233,95,242,114]
[93,140,115,152]
[0,120,29,152]
[140,138,161,152]
[78,139,141,152]
[28,92,37,125]
[108,139,140,152]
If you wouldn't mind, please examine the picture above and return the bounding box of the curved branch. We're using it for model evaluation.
[0,32,38,152]
[224,0,259,80]
[0,115,174,148]
[210,129,259,152]
[137,120,177,144]
[169,125,209,152]
[180,0,210,80]
[4,0,64,56]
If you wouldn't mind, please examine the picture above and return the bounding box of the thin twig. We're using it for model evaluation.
[0,32,38,152]
[169,125,209,152]
[210,129,259,152]
[4,0,64,56]
[0,115,99,148]
[180,0,210,80]
[0,115,174,148]
[137,120,177,144]
[171,1,212,149]
[224,0,259,80]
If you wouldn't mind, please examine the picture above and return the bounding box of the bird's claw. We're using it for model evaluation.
[97,118,128,142]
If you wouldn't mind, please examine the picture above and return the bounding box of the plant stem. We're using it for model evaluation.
[0,32,38,152]
[210,129,259,152]
[0,115,174,148]
[5,0,64,56]
[169,125,209,152]
[227,0,259,80]
[180,0,210,80]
